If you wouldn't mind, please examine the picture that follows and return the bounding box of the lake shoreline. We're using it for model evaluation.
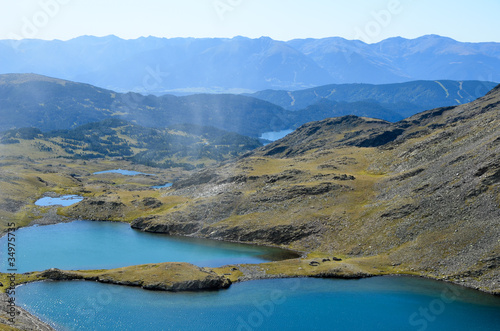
[2,218,499,297]
[0,292,55,331]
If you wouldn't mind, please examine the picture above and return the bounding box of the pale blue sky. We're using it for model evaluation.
[1,0,499,43]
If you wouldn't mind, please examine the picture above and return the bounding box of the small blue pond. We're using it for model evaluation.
[152,183,173,189]
[93,169,155,176]
[34,195,83,207]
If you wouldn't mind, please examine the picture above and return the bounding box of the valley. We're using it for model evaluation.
[0,76,499,330]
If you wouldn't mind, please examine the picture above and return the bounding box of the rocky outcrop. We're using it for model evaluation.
[131,216,202,235]
[248,182,351,203]
[39,263,231,292]
[172,169,220,189]
[131,197,163,209]
[68,197,127,221]
[201,223,321,245]
[141,276,230,291]
[39,268,84,281]
[131,180,343,246]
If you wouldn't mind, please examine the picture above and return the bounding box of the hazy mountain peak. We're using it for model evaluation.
[1,35,499,92]
[0,73,69,85]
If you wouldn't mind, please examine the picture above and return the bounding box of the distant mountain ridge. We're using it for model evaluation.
[249,80,498,114]
[0,35,499,93]
[0,74,497,136]
[0,73,290,136]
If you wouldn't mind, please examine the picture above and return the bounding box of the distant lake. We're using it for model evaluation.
[260,129,294,142]
[34,195,83,207]
[0,220,297,273]
[16,276,500,330]
[93,169,155,176]
[152,183,173,189]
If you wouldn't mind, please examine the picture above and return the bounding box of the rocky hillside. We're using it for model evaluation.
[129,84,500,293]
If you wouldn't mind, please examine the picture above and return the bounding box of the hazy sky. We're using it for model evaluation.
[1,0,499,43]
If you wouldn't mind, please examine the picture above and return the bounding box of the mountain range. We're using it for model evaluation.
[0,74,496,136]
[0,73,288,137]
[1,35,499,93]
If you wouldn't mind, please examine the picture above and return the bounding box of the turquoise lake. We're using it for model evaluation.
[4,221,500,330]
[15,277,500,330]
[0,220,297,273]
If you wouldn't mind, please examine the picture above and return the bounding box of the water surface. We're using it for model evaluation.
[260,129,294,141]
[0,220,297,273]
[34,195,83,207]
[152,183,173,189]
[15,277,500,331]
[93,169,155,176]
